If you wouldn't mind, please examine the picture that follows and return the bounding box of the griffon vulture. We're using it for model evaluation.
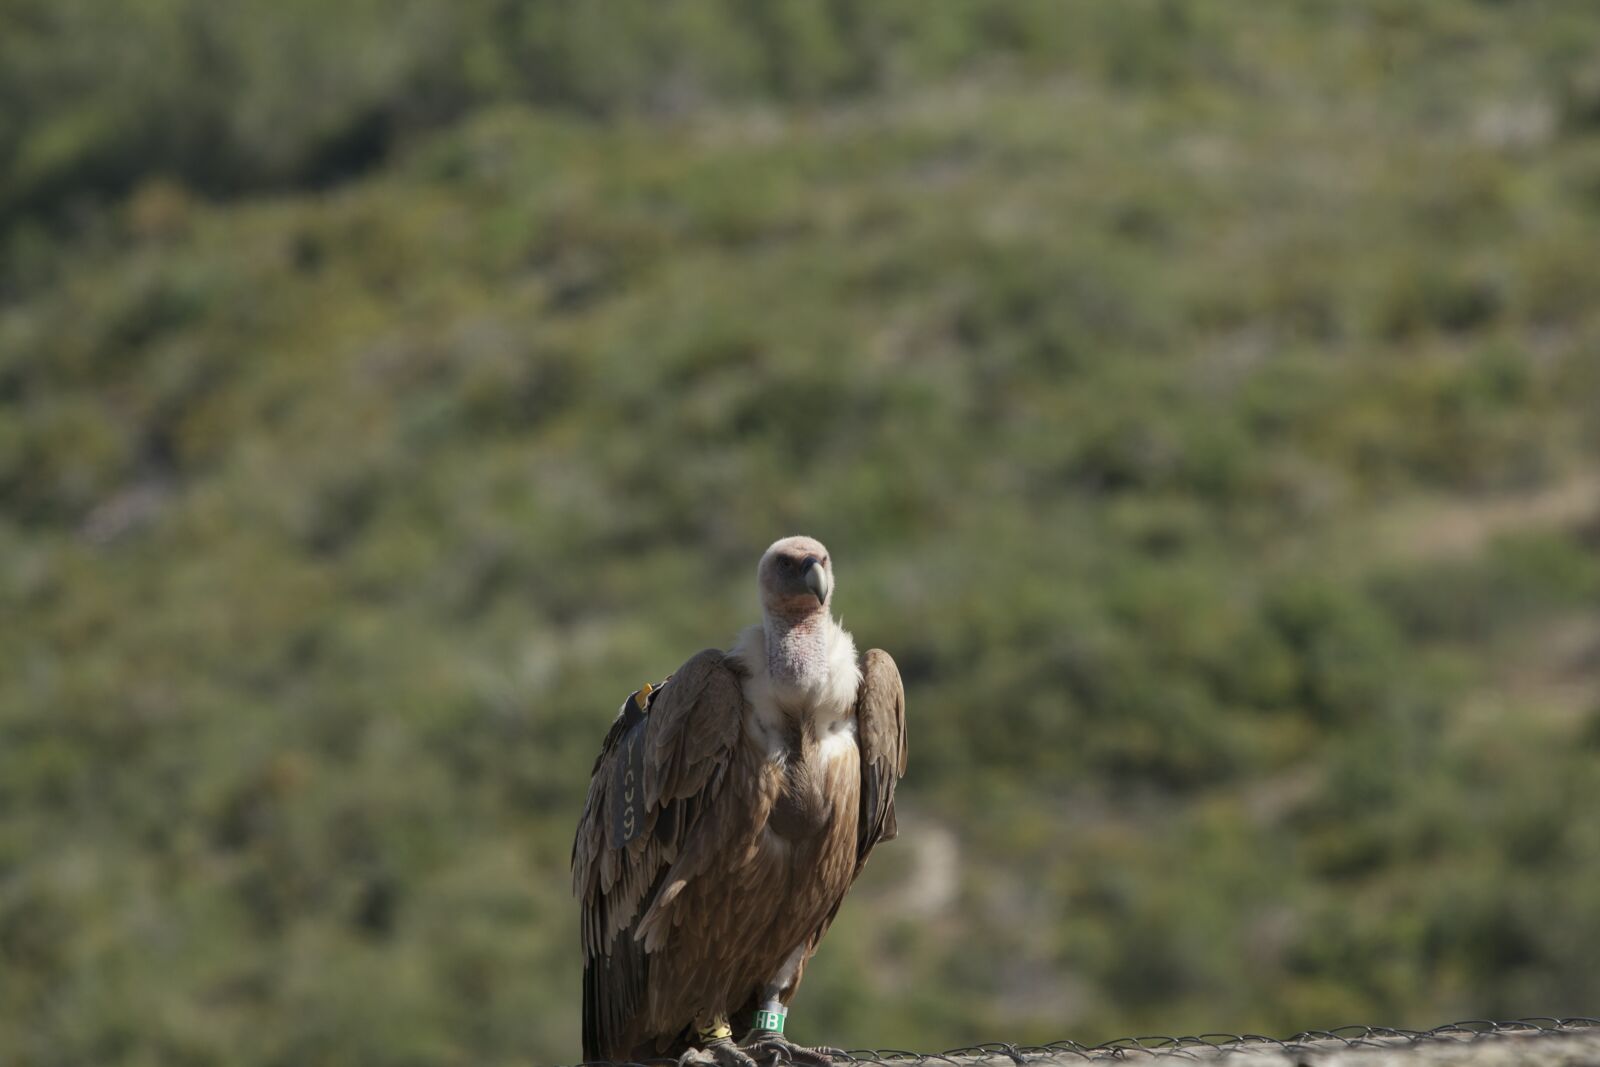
[573,536,907,1065]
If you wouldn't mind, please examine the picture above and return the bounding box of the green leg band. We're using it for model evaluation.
[752,1002,787,1035]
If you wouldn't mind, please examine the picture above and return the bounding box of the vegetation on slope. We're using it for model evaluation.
[3,3,1600,1065]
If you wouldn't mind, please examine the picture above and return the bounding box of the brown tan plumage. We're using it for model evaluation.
[573,537,908,1065]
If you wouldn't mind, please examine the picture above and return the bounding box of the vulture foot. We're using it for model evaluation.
[739,1035,845,1066]
[679,1039,762,1067]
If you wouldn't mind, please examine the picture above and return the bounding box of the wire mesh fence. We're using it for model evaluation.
[843,1018,1600,1063]
[574,1018,1600,1066]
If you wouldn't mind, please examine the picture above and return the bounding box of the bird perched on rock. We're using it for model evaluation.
[573,536,908,1066]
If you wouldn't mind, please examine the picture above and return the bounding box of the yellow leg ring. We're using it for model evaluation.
[697,1021,733,1042]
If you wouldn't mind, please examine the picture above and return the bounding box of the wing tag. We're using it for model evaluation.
[611,682,660,846]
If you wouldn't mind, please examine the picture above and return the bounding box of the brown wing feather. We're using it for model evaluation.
[572,648,746,1061]
[853,648,907,870]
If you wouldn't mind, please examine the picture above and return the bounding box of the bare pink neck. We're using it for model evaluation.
[763,607,830,689]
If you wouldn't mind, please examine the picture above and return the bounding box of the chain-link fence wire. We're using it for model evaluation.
[572,1018,1600,1065]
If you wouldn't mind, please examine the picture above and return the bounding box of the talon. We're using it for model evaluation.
[680,1039,761,1067]
[739,1035,840,1067]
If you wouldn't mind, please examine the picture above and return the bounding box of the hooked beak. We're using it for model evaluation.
[802,556,829,606]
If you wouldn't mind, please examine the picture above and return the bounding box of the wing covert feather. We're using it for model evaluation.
[642,650,745,809]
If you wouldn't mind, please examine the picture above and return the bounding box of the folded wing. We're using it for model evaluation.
[571,649,746,1061]
[853,648,908,872]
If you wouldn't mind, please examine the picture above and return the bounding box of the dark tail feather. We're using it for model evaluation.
[582,957,602,1062]
[583,929,653,1062]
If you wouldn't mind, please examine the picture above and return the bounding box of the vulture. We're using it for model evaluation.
[573,536,908,1066]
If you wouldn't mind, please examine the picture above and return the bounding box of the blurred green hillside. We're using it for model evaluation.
[4,3,1600,1066]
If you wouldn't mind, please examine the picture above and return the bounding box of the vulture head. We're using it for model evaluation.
[758,535,833,619]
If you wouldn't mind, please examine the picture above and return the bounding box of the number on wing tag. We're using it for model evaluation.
[610,685,656,846]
